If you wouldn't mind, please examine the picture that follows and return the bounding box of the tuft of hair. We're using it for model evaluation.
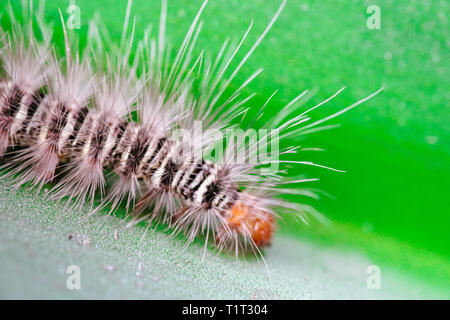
[0,5,51,157]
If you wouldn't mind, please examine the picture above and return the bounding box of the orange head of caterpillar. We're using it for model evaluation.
[216,193,275,252]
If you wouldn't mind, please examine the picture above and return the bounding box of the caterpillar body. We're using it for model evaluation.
[0,0,382,260]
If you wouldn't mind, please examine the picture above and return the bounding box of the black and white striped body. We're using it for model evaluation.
[1,81,237,211]
[0,82,43,151]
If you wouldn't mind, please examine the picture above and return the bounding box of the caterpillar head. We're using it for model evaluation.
[217,192,275,252]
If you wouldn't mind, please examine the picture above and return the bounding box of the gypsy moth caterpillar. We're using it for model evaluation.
[0,0,382,263]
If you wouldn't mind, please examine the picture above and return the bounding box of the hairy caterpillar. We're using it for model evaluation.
[0,0,382,262]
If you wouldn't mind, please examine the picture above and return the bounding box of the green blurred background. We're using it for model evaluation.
[1,0,448,297]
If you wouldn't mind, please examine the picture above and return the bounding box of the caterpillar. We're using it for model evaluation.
[0,0,382,261]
